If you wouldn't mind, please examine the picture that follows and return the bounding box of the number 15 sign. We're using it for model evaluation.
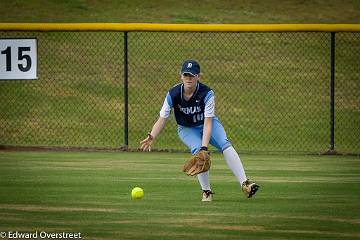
[0,39,37,80]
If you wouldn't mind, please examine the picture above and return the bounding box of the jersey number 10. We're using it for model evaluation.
[193,113,204,123]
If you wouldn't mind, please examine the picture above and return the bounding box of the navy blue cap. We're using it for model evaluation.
[181,60,200,76]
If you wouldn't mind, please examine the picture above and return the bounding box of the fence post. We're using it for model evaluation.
[124,32,129,149]
[329,32,336,153]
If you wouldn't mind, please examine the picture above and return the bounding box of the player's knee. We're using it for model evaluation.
[219,141,232,153]
[221,143,232,152]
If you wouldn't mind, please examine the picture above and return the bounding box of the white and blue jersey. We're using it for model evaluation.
[160,82,231,154]
[160,82,215,126]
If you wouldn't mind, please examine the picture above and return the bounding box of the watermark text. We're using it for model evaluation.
[0,231,82,239]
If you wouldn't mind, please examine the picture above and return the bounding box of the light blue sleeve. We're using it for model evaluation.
[159,92,173,118]
[166,92,173,108]
[204,90,214,105]
[204,90,215,117]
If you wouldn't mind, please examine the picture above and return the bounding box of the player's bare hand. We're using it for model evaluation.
[140,133,154,152]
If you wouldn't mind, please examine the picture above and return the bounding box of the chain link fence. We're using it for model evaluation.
[0,30,359,154]
[0,31,123,148]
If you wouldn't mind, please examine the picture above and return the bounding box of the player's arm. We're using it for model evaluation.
[149,117,167,138]
[140,117,167,151]
[140,92,172,151]
[201,117,212,148]
[201,90,215,150]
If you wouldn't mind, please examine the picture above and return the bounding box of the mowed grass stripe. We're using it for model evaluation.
[0,151,359,240]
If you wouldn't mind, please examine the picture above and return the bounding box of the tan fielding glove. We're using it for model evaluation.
[183,149,211,176]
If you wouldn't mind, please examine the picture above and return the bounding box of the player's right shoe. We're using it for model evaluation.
[202,190,214,202]
[241,179,259,198]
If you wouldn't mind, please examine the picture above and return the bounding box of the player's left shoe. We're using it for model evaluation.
[202,190,214,202]
[242,179,259,198]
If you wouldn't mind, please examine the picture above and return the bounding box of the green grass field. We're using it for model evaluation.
[1,0,360,23]
[0,151,359,240]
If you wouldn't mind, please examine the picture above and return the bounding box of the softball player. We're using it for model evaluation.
[140,60,259,201]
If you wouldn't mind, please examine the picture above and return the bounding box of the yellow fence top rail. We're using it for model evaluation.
[0,23,360,32]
